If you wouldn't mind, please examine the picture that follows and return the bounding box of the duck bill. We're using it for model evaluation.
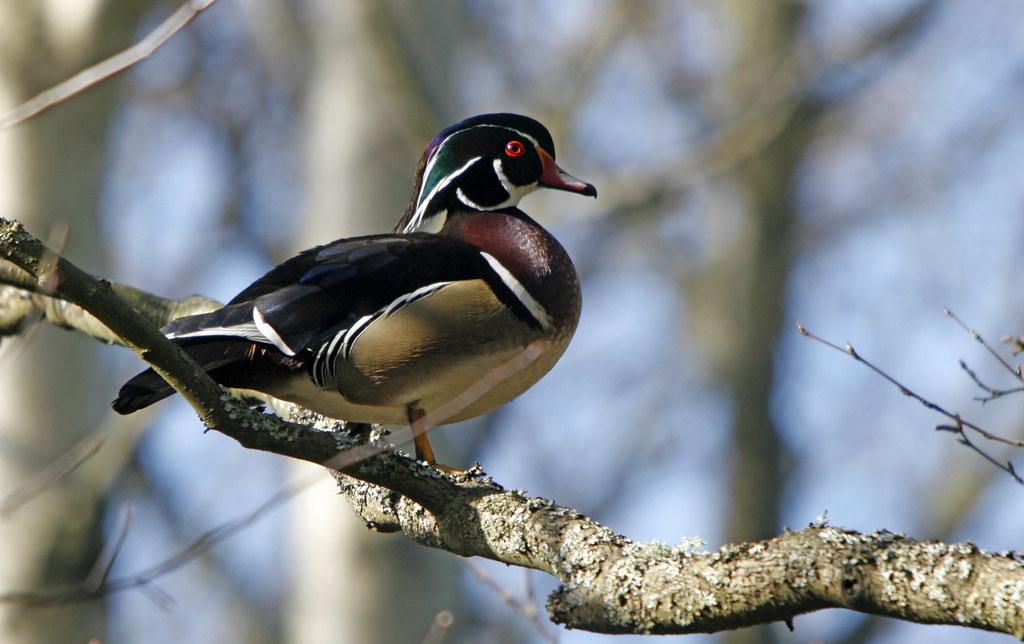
[537,148,597,197]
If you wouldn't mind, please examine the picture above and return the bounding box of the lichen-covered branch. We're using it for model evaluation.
[1,216,1022,638]
[338,473,1024,636]
[0,259,220,345]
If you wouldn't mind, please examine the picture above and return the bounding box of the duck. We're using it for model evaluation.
[113,113,596,466]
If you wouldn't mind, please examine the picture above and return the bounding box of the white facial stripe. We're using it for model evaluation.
[411,122,549,224]
[406,156,482,232]
[492,158,539,207]
[428,123,540,166]
[480,252,552,330]
[500,125,540,148]
[253,306,296,356]
[456,186,486,210]
[447,159,540,213]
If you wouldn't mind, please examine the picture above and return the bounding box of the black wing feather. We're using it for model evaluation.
[221,233,539,355]
[169,233,539,356]
[114,233,539,414]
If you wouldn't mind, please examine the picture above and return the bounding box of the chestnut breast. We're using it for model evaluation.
[442,209,581,334]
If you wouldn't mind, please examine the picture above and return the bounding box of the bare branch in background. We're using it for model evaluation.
[0,433,106,517]
[797,321,1024,485]
[465,561,557,644]
[945,308,1024,403]
[84,505,134,592]
[0,0,219,129]
[0,477,315,606]
[420,609,455,644]
[958,359,1024,404]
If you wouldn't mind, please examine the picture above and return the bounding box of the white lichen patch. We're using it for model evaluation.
[674,536,707,555]
[991,578,1024,624]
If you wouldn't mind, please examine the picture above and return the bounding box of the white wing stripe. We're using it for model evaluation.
[165,322,266,343]
[253,306,296,356]
[479,252,552,330]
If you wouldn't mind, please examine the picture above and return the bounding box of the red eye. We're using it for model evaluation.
[505,140,526,157]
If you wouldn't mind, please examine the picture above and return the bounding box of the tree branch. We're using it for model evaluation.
[2,217,1022,637]
[0,0,219,129]
[0,263,220,346]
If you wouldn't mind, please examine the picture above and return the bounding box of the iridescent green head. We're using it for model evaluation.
[397,113,596,232]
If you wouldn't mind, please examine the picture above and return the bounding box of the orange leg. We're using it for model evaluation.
[407,406,462,473]
[407,406,436,464]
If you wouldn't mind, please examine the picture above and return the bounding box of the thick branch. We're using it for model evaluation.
[0,261,220,344]
[340,476,1024,636]
[2,217,1022,637]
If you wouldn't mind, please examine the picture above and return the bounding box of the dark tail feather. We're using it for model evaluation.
[113,369,175,413]
[113,340,261,414]
[112,339,304,414]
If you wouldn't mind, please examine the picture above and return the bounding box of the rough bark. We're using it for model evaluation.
[2,218,1023,639]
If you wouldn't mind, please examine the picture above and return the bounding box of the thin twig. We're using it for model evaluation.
[936,419,1023,485]
[945,308,1024,383]
[465,560,558,644]
[0,432,106,517]
[957,359,1024,404]
[0,475,317,605]
[520,569,555,643]
[797,322,1023,447]
[796,322,1023,486]
[0,0,219,129]
[420,610,455,644]
[84,504,134,592]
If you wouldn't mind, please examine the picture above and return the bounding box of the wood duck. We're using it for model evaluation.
[113,113,596,466]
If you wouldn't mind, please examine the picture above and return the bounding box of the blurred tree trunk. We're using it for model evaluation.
[284,1,464,642]
[0,1,147,642]
[713,3,816,643]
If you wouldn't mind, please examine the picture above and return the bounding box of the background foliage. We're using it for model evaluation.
[1,1,1022,642]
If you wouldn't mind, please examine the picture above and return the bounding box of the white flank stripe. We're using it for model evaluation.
[384,282,452,317]
[479,252,552,329]
[325,326,347,362]
[253,306,296,356]
[314,327,348,387]
[313,340,331,386]
[341,314,375,360]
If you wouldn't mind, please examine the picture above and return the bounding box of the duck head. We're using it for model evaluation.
[397,113,597,233]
